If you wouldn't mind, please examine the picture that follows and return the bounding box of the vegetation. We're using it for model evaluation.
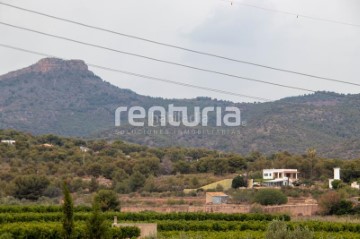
[254,189,288,206]
[85,200,107,239]
[94,190,120,212]
[231,175,247,188]
[0,209,360,238]
[62,182,74,239]
[265,221,314,239]
[2,59,360,158]
[1,129,360,199]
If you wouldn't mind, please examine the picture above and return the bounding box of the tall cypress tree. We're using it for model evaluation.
[62,182,74,239]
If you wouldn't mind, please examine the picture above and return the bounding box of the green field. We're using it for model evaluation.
[0,206,359,238]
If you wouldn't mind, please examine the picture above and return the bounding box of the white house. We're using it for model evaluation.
[80,146,90,153]
[1,140,16,145]
[262,169,298,187]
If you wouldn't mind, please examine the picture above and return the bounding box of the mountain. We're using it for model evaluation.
[1,58,359,158]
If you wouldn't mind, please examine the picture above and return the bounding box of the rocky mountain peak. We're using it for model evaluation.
[0,58,90,80]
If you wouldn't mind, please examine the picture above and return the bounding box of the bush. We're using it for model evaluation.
[95,190,120,212]
[12,175,50,200]
[318,191,342,215]
[109,227,140,239]
[232,176,247,188]
[331,180,344,189]
[254,189,288,206]
[330,200,353,215]
[265,221,314,239]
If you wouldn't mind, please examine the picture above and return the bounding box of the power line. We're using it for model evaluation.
[0,2,358,87]
[0,43,271,101]
[220,0,360,28]
[0,21,319,94]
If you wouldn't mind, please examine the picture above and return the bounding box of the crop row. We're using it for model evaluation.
[157,221,360,233]
[0,211,290,223]
[0,222,139,239]
[0,205,91,213]
[158,231,360,239]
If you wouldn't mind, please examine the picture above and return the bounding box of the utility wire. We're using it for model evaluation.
[0,1,358,87]
[0,43,271,101]
[0,21,319,93]
[220,0,360,28]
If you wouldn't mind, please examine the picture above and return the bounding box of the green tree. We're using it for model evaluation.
[95,190,120,212]
[12,175,49,200]
[231,175,247,188]
[89,177,99,193]
[254,189,288,206]
[129,171,146,192]
[86,200,108,239]
[62,182,74,239]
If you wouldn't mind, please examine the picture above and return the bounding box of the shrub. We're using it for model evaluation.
[330,200,353,215]
[109,227,140,239]
[254,189,288,206]
[232,176,247,188]
[318,191,341,215]
[95,190,120,212]
[0,233,13,239]
[331,180,344,189]
[12,175,50,200]
[265,221,314,239]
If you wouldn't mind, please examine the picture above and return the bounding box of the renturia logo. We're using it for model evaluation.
[115,104,242,127]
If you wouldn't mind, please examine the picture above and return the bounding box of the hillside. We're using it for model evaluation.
[0,58,359,158]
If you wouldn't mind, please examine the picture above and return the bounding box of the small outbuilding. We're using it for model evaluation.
[1,140,16,145]
[205,192,229,204]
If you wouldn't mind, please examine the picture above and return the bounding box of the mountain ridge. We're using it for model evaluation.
[0,58,359,158]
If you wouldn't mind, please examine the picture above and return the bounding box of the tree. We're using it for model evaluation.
[12,175,49,200]
[95,190,120,212]
[318,191,341,215]
[87,163,102,178]
[86,200,108,239]
[89,177,99,193]
[62,182,74,239]
[254,189,288,206]
[318,191,353,215]
[174,160,191,174]
[129,171,146,192]
[231,175,247,188]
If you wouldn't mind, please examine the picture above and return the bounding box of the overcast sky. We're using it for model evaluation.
[0,0,360,103]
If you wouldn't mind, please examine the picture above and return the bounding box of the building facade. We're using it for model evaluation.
[262,169,298,187]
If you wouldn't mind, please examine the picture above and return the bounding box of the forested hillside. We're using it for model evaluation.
[1,129,360,201]
[1,58,360,158]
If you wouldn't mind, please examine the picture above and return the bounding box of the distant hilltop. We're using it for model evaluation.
[0,58,360,158]
[0,58,89,81]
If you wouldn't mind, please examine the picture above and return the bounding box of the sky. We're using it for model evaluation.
[0,0,360,103]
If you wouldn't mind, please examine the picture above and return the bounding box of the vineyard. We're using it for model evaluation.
[0,206,359,238]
